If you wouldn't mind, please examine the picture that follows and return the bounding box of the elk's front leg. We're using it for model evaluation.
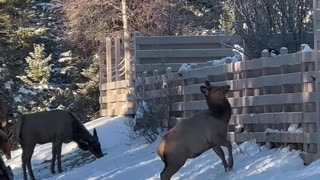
[56,142,63,173]
[212,145,229,171]
[51,142,58,174]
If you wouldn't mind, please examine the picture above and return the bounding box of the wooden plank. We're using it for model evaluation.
[228,132,318,144]
[100,94,130,103]
[142,72,180,86]
[229,112,317,125]
[132,70,315,87]
[181,52,306,79]
[301,152,320,165]
[135,35,242,45]
[136,49,233,58]
[100,107,134,117]
[135,63,207,72]
[228,92,316,107]
[134,32,141,64]
[182,66,227,80]
[100,80,130,90]
[139,43,229,50]
[181,72,315,94]
[99,87,181,103]
[171,92,316,111]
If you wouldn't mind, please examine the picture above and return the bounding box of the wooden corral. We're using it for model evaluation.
[100,41,320,164]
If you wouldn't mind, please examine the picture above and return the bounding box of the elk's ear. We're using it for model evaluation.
[93,128,99,140]
[204,81,211,88]
[1,121,6,128]
[78,139,89,150]
[200,86,209,95]
[79,139,89,145]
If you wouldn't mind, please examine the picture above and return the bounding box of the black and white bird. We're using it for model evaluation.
[268,48,279,57]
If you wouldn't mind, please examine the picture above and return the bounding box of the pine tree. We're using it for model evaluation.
[73,54,100,121]
[23,44,51,85]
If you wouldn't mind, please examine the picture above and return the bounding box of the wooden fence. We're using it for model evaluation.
[134,33,243,76]
[100,44,320,164]
[100,37,128,84]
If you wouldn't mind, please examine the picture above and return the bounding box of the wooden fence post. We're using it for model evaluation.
[132,32,140,81]
[301,46,318,157]
[115,37,121,81]
[313,0,320,162]
[106,37,112,83]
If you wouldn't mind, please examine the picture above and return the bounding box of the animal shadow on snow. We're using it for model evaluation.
[175,151,231,180]
[13,148,106,179]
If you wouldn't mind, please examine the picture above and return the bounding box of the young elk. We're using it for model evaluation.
[157,81,233,180]
[18,110,104,180]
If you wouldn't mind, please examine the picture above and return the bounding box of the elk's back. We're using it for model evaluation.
[20,110,74,145]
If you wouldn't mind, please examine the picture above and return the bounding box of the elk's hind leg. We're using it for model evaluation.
[216,139,233,169]
[51,142,63,174]
[160,155,186,180]
[212,145,229,171]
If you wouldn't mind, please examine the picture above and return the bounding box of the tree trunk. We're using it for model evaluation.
[121,0,131,80]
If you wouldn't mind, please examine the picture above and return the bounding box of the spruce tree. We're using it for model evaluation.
[23,44,51,85]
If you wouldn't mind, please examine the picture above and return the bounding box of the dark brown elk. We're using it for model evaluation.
[0,130,13,180]
[157,81,233,180]
[17,110,104,180]
[0,130,12,160]
[0,157,13,180]
[0,101,8,131]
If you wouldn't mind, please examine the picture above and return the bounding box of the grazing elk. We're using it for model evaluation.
[18,110,104,180]
[157,81,233,180]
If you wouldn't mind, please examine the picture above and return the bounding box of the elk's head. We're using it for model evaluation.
[200,81,230,99]
[200,80,231,118]
[0,130,12,160]
[78,128,104,158]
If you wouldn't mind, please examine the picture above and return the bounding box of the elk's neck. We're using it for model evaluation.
[72,120,91,142]
[206,98,231,119]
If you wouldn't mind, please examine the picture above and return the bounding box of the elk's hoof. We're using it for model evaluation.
[225,167,231,172]
[58,169,63,173]
[51,169,56,174]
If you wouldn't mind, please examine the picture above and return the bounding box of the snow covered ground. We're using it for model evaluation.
[5,116,320,180]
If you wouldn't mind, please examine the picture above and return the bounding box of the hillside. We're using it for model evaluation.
[4,116,320,180]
